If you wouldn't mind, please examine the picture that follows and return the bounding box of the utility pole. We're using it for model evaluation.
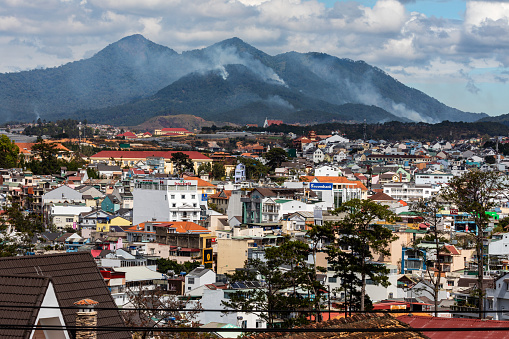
[363,119,367,142]
[78,121,82,156]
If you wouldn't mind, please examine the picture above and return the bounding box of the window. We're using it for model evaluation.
[328,277,337,283]
[172,203,176,207]
[188,277,195,284]
[66,218,73,222]
[181,195,185,199]
[448,281,454,287]
[489,299,494,309]
[256,320,263,328]
[171,195,175,199]
[192,195,196,199]
[193,203,197,207]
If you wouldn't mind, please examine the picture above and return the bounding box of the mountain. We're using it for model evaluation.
[478,113,509,126]
[0,35,184,122]
[0,35,487,125]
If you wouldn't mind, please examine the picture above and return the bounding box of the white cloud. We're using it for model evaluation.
[0,0,508,114]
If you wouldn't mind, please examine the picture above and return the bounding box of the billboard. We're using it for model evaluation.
[202,248,213,265]
[309,183,333,191]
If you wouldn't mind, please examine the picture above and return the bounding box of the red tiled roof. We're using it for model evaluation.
[443,245,460,255]
[266,120,283,126]
[90,150,210,160]
[399,315,509,338]
[161,128,190,132]
[369,192,396,201]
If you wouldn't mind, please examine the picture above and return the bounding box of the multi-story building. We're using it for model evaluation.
[133,178,202,224]
[414,172,454,185]
[383,183,440,201]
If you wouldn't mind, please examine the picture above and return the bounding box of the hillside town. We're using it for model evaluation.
[2,122,509,338]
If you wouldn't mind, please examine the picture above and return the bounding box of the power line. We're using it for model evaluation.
[0,324,509,333]
[0,303,505,314]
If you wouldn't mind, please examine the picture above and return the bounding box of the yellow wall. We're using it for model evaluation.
[216,238,252,275]
[96,216,131,232]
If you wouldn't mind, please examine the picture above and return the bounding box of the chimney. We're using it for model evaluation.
[74,299,99,339]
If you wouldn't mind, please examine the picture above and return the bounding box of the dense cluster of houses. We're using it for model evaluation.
[3,128,509,336]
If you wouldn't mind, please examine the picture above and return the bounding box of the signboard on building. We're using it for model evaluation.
[309,183,333,191]
[203,248,213,265]
[450,209,458,215]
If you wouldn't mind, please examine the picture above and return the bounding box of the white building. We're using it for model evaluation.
[313,149,324,163]
[383,183,440,201]
[314,165,341,177]
[234,163,246,183]
[414,173,453,185]
[185,266,216,293]
[133,178,201,224]
[51,204,92,231]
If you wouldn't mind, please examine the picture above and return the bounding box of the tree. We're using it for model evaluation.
[485,155,496,164]
[29,140,60,174]
[327,199,396,311]
[197,162,212,175]
[222,240,322,327]
[211,162,225,180]
[0,202,44,256]
[442,169,508,318]
[171,152,194,177]
[411,196,449,317]
[156,258,201,275]
[238,157,269,180]
[264,148,288,170]
[0,135,19,169]
[123,284,206,339]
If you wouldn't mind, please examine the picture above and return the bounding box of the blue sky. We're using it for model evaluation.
[0,0,508,118]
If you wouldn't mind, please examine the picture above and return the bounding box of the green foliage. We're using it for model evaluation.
[238,157,269,180]
[410,196,448,317]
[485,155,496,164]
[197,162,212,175]
[0,203,45,255]
[0,134,19,168]
[87,167,100,179]
[326,199,396,311]
[171,152,194,176]
[156,258,201,275]
[211,162,226,180]
[442,169,508,318]
[264,148,288,170]
[248,120,509,141]
[222,240,323,328]
[23,119,95,138]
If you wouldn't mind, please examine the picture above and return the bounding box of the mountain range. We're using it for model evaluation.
[0,34,488,126]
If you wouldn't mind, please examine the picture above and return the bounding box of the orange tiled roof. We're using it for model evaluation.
[182,175,216,187]
[74,299,99,306]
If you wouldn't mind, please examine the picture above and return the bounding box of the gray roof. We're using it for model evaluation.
[0,274,50,338]
[0,253,130,339]
[188,267,214,278]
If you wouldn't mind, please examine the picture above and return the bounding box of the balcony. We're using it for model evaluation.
[451,305,479,312]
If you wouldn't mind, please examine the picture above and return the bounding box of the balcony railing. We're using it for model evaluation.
[451,305,479,312]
